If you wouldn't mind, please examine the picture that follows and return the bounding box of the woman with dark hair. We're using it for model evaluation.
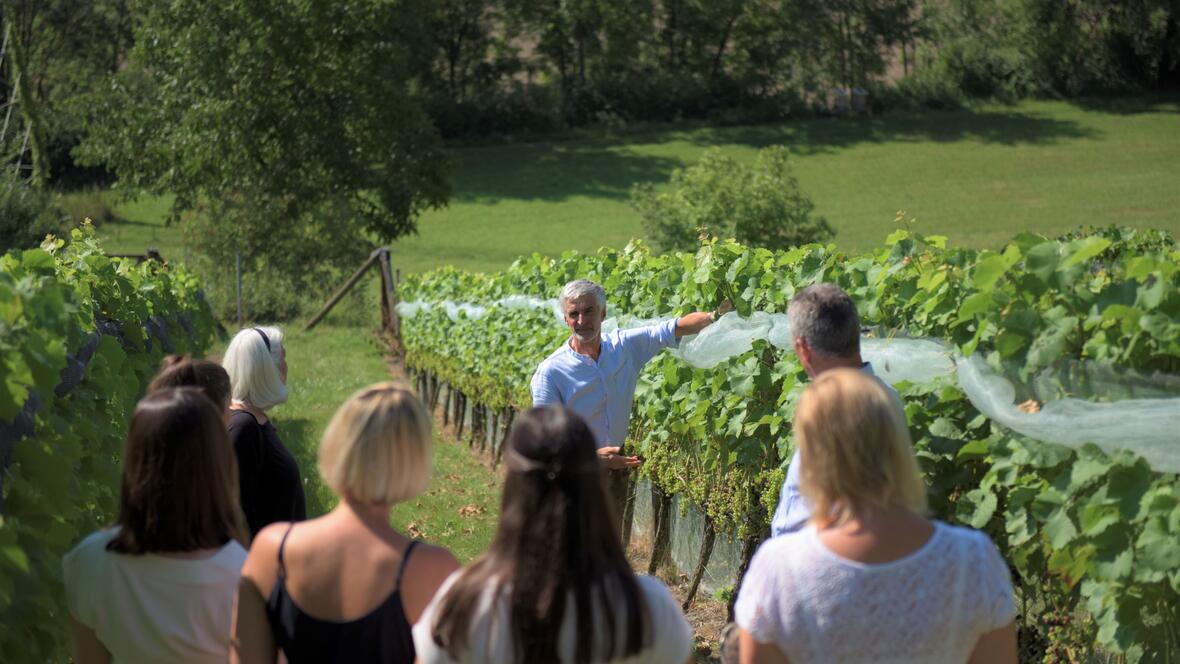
[148,354,232,417]
[414,406,692,664]
[63,388,249,663]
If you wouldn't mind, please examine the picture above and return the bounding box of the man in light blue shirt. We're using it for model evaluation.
[530,279,728,469]
[770,283,905,536]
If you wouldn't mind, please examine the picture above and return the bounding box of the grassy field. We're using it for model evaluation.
[66,192,191,260]
[270,324,500,563]
[86,96,1180,275]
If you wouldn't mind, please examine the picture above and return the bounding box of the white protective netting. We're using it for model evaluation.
[630,478,744,595]
[956,354,1180,471]
[398,299,1180,473]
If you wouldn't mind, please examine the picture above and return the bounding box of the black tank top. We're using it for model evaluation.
[266,524,419,663]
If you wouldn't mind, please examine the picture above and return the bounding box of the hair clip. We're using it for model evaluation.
[253,327,272,352]
[506,447,562,480]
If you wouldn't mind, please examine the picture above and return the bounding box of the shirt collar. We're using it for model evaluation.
[566,335,608,363]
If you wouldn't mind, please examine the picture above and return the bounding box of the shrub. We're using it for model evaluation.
[58,189,114,228]
[631,146,834,253]
[0,175,65,253]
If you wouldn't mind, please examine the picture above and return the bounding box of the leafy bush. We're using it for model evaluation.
[0,175,65,253]
[906,0,1180,101]
[426,85,564,139]
[58,189,114,228]
[632,147,834,253]
[0,225,217,659]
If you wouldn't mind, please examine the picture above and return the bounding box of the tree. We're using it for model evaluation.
[2,6,52,188]
[426,0,500,103]
[75,0,451,314]
[1,0,134,187]
[632,146,834,253]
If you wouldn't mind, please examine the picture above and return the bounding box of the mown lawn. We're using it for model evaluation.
[76,193,190,261]
[89,96,1180,274]
[267,324,500,563]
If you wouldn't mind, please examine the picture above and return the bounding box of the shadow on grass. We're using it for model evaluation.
[1068,93,1180,116]
[102,215,161,229]
[452,143,682,205]
[681,106,1100,154]
[450,105,1100,205]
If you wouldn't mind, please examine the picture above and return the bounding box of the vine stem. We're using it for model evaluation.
[682,516,716,610]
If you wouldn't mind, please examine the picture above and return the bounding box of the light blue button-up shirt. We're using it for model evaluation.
[530,319,679,448]
[770,363,903,537]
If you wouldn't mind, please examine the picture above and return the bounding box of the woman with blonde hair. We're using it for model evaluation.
[735,368,1016,664]
[231,382,459,663]
[223,326,305,536]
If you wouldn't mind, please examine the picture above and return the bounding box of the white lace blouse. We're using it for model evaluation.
[735,520,1015,664]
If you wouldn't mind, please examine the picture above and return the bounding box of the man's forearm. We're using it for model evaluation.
[675,310,715,337]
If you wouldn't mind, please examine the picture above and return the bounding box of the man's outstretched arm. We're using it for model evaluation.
[675,300,734,338]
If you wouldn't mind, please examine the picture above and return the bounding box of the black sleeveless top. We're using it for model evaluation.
[266,524,419,663]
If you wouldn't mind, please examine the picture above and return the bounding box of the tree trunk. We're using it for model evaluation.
[494,409,515,467]
[728,527,766,622]
[671,0,682,69]
[456,393,467,440]
[483,408,493,455]
[476,404,486,450]
[647,483,673,576]
[683,516,716,609]
[621,472,637,550]
[710,5,743,81]
[6,24,50,188]
[576,33,586,86]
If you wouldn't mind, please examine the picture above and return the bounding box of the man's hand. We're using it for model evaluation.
[597,446,642,470]
[675,298,736,338]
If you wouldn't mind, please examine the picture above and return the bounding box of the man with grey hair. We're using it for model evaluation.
[770,282,903,536]
[531,278,730,469]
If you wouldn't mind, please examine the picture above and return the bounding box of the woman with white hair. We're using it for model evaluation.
[223,326,306,536]
[735,369,1017,664]
[231,383,459,663]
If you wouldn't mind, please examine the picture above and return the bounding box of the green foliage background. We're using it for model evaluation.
[71,0,451,318]
[0,227,217,660]
[399,227,1180,660]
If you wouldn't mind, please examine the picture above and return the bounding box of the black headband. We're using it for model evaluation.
[253,327,272,352]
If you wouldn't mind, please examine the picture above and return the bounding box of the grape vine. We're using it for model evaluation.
[0,225,217,660]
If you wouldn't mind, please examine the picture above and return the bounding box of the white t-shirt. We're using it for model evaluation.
[413,572,692,663]
[735,520,1015,664]
[62,528,247,664]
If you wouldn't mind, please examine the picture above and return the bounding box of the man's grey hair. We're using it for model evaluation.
[787,284,860,358]
[559,279,606,310]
